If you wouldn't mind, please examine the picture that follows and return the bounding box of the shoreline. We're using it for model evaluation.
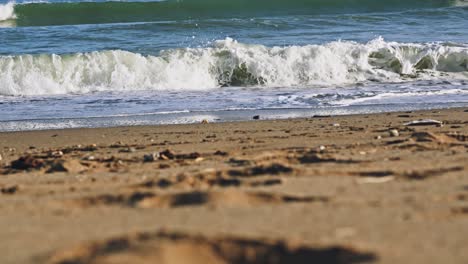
[1,103,467,133]
[0,107,467,263]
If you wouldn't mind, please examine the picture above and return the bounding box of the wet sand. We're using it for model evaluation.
[0,108,467,264]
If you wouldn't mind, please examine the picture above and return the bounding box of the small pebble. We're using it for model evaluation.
[389,129,399,137]
[83,156,95,161]
[143,153,159,162]
[49,150,64,157]
[120,147,136,153]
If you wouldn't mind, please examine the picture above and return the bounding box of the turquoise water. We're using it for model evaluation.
[1,0,468,130]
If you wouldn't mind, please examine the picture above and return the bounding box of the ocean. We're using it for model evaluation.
[1,0,468,131]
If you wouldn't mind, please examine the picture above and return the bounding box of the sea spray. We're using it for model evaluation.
[0,2,16,21]
[1,38,467,96]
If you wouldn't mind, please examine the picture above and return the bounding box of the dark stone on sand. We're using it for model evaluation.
[252,115,260,120]
[177,152,201,160]
[83,144,98,151]
[214,150,228,156]
[11,155,45,170]
[143,153,159,162]
[1,185,18,194]
[159,149,176,160]
[359,171,394,178]
[249,163,293,175]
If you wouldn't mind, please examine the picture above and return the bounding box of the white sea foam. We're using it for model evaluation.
[455,0,468,6]
[0,2,16,21]
[0,38,467,96]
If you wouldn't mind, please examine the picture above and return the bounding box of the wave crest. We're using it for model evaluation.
[2,0,465,26]
[1,38,467,96]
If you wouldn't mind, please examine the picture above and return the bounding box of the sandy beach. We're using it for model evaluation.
[0,108,467,264]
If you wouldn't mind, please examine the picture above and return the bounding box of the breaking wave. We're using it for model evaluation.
[1,38,468,96]
[0,0,466,26]
[0,2,16,21]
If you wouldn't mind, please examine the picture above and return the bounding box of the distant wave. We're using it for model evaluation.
[1,38,467,96]
[0,0,465,27]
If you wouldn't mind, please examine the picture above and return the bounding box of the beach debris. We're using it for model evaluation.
[213,150,228,156]
[252,115,260,120]
[228,157,252,166]
[404,119,443,126]
[0,154,2,161]
[159,149,176,160]
[176,152,202,160]
[110,141,126,148]
[81,144,98,151]
[389,129,400,137]
[82,155,96,161]
[201,119,209,124]
[143,153,159,162]
[144,150,201,161]
[120,147,136,153]
[411,132,457,144]
[446,132,468,142]
[332,123,340,127]
[48,150,64,158]
[1,185,19,195]
[375,135,382,140]
[11,155,45,170]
